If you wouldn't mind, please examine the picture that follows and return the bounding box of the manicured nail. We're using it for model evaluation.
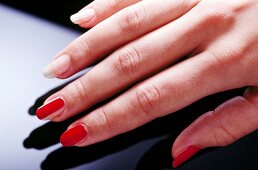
[43,54,71,79]
[173,145,201,168]
[36,97,65,120]
[60,124,87,147]
[70,9,96,24]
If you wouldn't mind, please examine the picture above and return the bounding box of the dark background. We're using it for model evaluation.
[1,0,91,32]
[1,1,258,170]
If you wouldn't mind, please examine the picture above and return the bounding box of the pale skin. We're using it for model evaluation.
[41,0,258,166]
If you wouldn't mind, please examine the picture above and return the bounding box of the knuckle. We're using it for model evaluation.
[118,4,146,34]
[205,11,234,26]
[207,111,239,146]
[206,51,225,67]
[203,51,231,75]
[114,46,141,75]
[205,44,247,81]
[72,79,89,103]
[135,84,161,118]
[98,107,112,130]
[199,1,237,25]
[224,46,247,64]
[78,35,93,57]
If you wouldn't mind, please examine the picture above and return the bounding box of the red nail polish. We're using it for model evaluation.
[173,145,200,168]
[60,124,87,147]
[36,97,65,120]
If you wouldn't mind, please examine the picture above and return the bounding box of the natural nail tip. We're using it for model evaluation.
[70,14,79,24]
[43,54,71,79]
[43,68,56,79]
[70,9,95,24]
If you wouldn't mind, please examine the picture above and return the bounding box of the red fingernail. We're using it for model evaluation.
[173,145,200,168]
[60,124,87,147]
[36,97,65,120]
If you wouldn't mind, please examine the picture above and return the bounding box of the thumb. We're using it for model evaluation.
[172,87,258,168]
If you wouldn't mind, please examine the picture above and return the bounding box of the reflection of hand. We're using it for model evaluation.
[37,0,258,167]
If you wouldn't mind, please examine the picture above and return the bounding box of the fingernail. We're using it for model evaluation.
[36,97,65,120]
[43,54,71,79]
[173,145,201,168]
[70,9,95,24]
[60,124,87,147]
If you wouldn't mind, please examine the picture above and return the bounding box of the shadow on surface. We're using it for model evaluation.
[24,85,253,169]
[136,129,258,170]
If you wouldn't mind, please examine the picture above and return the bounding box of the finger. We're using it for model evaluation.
[171,87,258,168]
[70,0,141,28]
[57,50,242,147]
[43,0,200,79]
[40,2,211,122]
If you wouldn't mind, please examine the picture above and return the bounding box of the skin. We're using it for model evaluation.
[43,0,258,161]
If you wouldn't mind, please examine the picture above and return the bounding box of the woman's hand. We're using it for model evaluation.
[37,0,258,167]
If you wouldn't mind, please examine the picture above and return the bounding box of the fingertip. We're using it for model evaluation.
[172,145,201,168]
[36,97,66,120]
[70,8,96,25]
[43,54,72,79]
[171,131,195,158]
[60,124,88,147]
[43,67,56,79]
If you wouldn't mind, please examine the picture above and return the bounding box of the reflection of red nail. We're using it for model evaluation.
[36,97,65,120]
[60,124,87,147]
[173,145,200,168]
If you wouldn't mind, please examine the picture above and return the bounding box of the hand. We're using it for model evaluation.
[37,0,258,167]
